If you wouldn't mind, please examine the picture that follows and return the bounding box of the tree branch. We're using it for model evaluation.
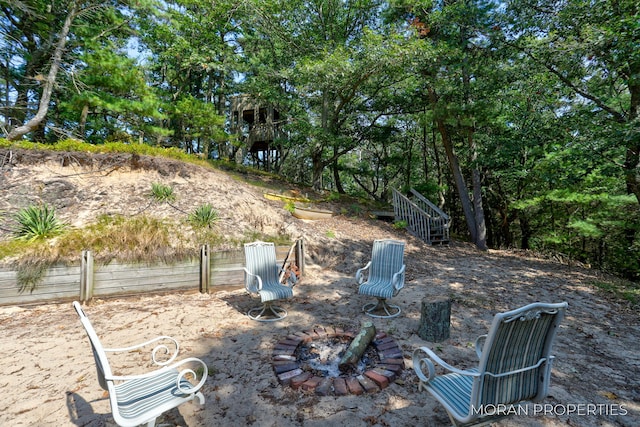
[6,0,80,140]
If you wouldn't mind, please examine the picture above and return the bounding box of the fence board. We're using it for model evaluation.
[0,265,81,305]
[92,260,200,297]
[0,242,303,306]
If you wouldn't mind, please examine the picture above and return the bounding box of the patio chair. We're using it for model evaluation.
[243,241,296,321]
[356,239,406,318]
[73,301,207,427]
[413,301,568,426]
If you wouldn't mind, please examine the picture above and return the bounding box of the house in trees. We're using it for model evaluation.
[229,95,287,171]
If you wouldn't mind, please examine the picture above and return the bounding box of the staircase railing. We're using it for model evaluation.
[392,188,450,244]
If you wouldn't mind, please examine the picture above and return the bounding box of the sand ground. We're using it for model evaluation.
[1,244,638,427]
[0,149,638,426]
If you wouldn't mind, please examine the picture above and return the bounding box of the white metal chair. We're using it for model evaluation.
[243,241,296,321]
[356,239,406,318]
[73,301,207,427]
[413,302,568,426]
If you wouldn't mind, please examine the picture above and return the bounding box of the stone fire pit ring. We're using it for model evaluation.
[272,326,404,396]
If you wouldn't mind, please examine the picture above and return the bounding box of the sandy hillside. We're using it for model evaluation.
[0,148,638,427]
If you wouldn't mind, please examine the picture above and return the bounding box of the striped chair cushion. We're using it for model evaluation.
[259,282,294,302]
[245,242,280,284]
[479,311,556,405]
[114,369,194,422]
[358,240,404,298]
[427,369,478,419]
[358,277,396,299]
[244,242,293,303]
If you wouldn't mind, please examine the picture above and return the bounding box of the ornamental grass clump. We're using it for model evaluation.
[150,182,176,203]
[189,203,219,228]
[14,204,66,241]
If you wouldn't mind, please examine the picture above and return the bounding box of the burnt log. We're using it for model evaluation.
[338,321,376,372]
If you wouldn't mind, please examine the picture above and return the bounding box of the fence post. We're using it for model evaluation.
[80,250,94,302]
[295,238,305,276]
[200,244,210,293]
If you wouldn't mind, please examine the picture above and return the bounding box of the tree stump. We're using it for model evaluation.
[417,298,451,342]
[338,321,376,372]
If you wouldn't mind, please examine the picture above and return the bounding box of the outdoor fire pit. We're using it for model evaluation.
[272,324,404,396]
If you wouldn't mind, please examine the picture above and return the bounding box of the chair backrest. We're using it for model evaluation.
[73,301,113,391]
[244,241,279,284]
[369,239,405,280]
[472,302,568,407]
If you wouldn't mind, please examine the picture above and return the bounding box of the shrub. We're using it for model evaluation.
[189,204,219,228]
[150,183,176,202]
[284,201,296,213]
[392,220,408,230]
[14,204,66,241]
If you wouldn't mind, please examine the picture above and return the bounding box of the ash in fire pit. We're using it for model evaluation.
[272,325,404,396]
[296,337,379,377]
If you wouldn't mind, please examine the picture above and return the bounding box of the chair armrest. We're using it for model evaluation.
[355,262,372,285]
[412,346,479,390]
[109,357,208,395]
[474,334,487,359]
[103,335,180,366]
[243,268,263,293]
[392,264,406,291]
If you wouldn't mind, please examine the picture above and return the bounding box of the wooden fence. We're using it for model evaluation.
[0,240,304,306]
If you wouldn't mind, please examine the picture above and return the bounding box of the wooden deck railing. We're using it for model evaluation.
[392,188,450,244]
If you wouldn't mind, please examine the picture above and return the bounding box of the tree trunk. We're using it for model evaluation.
[332,144,345,193]
[519,212,531,250]
[7,1,79,141]
[79,103,89,137]
[435,114,478,244]
[625,77,640,207]
[469,133,488,250]
[311,151,324,190]
[338,321,376,373]
[431,126,446,208]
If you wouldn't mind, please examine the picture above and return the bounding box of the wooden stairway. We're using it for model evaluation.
[392,188,450,244]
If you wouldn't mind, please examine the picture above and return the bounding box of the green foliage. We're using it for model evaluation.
[189,204,220,228]
[53,215,192,264]
[13,205,66,241]
[2,0,640,284]
[0,239,32,261]
[174,95,226,156]
[514,191,640,279]
[592,280,640,306]
[326,192,341,202]
[150,183,176,203]
[393,220,408,230]
[240,231,291,247]
[283,201,296,213]
[0,139,212,168]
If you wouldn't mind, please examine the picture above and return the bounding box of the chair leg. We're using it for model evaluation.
[362,298,401,318]
[248,301,288,322]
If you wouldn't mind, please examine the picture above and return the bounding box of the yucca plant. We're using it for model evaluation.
[188,204,219,228]
[150,182,176,202]
[14,204,66,241]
